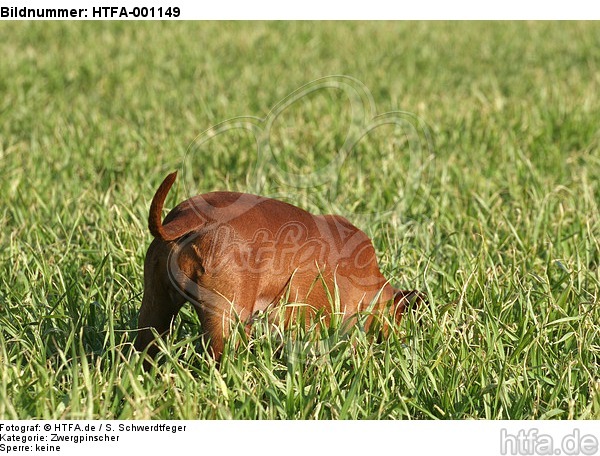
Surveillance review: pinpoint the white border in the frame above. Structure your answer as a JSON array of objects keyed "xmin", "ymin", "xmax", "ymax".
[
  {"xmin": 0, "ymin": 421, "xmax": 599, "ymax": 456},
  {"xmin": 1, "ymin": 0, "xmax": 599, "ymax": 19}
]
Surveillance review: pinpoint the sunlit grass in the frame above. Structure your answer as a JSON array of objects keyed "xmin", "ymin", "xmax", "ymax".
[{"xmin": 0, "ymin": 21, "xmax": 598, "ymax": 419}]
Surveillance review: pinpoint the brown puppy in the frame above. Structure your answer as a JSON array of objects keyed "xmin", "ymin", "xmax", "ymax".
[{"xmin": 135, "ymin": 171, "xmax": 420, "ymax": 361}]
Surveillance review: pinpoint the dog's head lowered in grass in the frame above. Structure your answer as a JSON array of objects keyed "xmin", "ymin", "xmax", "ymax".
[{"xmin": 135, "ymin": 171, "xmax": 422, "ymax": 362}]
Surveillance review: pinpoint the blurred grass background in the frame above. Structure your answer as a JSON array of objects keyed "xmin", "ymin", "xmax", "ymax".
[{"xmin": 0, "ymin": 21, "xmax": 599, "ymax": 419}]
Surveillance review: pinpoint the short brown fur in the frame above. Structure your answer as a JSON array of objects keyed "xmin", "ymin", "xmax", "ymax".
[{"xmin": 135, "ymin": 171, "xmax": 421, "ymax": 362}]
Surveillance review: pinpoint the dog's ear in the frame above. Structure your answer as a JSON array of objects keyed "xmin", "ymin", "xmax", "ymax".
[{"xmin": 393, "ymin": 289, "xmax": 426, "ymax": 313}]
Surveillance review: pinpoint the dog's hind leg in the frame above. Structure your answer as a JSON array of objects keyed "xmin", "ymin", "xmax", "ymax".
[{"xmin": 135, "ymin": 243, "xmax": 185, "ymax": 359}]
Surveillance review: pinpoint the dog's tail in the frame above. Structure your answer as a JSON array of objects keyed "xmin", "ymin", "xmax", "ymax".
[{"xmin": 148, "ymin": 171, "xmax": 178, "ymax": 241}]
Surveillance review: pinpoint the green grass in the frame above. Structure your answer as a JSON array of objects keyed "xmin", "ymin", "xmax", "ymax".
[{"xmin": 1, "ymin": 21, "xmax": 599, "ymax": 419}]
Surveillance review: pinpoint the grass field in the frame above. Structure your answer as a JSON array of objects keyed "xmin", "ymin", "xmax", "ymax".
[{"xmin": 0, "ymin": 21, "xmax": 599, "ymax": 419}]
